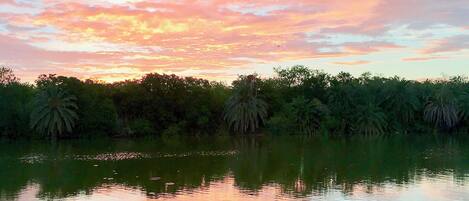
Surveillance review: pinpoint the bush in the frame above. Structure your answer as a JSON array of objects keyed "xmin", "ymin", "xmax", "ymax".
[
  {"xmin": 128, "ymin": 119, "xmax": 155, "ymax": 136},
  {"xmin": 0, "ymin": 83, "xmax": 35, "ymax": 138},
  {"xmin": 161, "ymin": 122, "xmax": 185, "ymax": 145},
  {"xmin": 265, "ymin": 114, "xmax": 296, "ymax": 135}
]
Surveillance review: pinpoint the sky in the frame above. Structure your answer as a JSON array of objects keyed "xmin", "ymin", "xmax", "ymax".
[{"xmin": 0, "ymin": 0, "xmax": 468, "ymax": 83}]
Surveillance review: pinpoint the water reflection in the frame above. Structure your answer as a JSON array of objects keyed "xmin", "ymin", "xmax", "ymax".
[{"xmin": 0, "ymin": 136, "xmax": 468, "ymax": 200}]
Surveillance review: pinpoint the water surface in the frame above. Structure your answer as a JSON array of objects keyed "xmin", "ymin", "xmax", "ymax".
[{"xmin": 1, "ymin": 135, "xmax": 469, "ymax": 200}]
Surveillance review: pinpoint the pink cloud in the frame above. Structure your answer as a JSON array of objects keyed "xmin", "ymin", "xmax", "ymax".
[
  {"xmin": 332, "ymin": 60, "xmax": 370, "ymax": 65},
  {"xmin": 0, "ymin": 35, "xmax": 123, "ymax": 63},
  {"xmin": 0, "ymin": 0, "xmax": 467, "ymax": 82},
  {"xmin": 0, "ymin": 0, "xmax": 15, "ymax": 4},
  {"xmin": 17, "ymin": 1, "xmax": 389, "ymax": 80},
  {"xmin": 324, "ymin": 0, "xmax": 469, "ymax": 35},
  {"xmin": 341, "ymin": 41, "xmax": 402, "ymax": 53},
  {"xmin": 421, "ymin": 35, "xmax": 469, "ymax": 54},
  {"xmin": 0, "ymin": 34, "xmax": 124, "ymax": 80},
  {"xmin": 402, "ymin": 56, "xmax": 450, "ymax": 61}
]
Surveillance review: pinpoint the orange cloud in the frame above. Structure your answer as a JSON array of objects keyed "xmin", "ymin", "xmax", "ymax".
[
  {"xmin": 24, "ymin": 1, "xmax": 385, "ymax": 73},
  {"xmin": 0, "ymin": 0, "xmax": 467, "ymax": 82}
]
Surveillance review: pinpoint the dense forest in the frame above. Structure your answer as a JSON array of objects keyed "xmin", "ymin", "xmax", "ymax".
[{"xmin": 1, "ymin": 65, "xmax": 468, "ymax": 139}]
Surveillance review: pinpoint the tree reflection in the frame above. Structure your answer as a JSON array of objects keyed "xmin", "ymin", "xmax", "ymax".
[{"xmin": 0, "ymin": 135, "xmax": 468, "ymax": 200}]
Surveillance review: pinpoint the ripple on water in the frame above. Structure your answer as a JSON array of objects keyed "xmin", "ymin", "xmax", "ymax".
[
  {"xmin": 153, "ymin": 150, "xmax": 239, "ymax": 158},
  {"xmin": 73, "ymin": 152, "xmax": 151, "ymax": 161},
  {"xmin": 19, "ymin": 154, "xmax": 47, "ymax": 164},
  {"xmin": 18, "ymin": 150, "xmax": 238, "ymax": 164}
]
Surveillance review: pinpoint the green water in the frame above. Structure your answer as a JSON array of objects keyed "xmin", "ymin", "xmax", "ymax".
[{"xmin": 0, "ymin": 135, "xmax": 469, "ymax": 201}]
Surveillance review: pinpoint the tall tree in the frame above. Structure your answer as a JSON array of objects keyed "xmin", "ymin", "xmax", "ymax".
[
  {"xmin": 30, "ymin": 86, "xmax": 78, "ymax": 138},
  {"xmin": 288, "ymin": 96, "xmax": 329, "ymax": 135},
  {"xmin": 224, "ymin": 75, "xmax": 268, "ymax": 134},
  {"xmin": 353, "ymin": 103, "xmax": 387, "ymax": 135},
  {"xmin": 424, "ymin": 87, "xmax": 459, "ymax": 129}
]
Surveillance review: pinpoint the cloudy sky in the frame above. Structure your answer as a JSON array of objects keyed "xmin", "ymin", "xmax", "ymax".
[{"xmin": 0, "ymin": 0, "xmax": 468, "ymax": 83}]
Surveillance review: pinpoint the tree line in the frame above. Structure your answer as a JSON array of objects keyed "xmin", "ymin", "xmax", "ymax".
[{"xmin": 1, "ymin": 65, "xmax": 468, "ymax": 139}]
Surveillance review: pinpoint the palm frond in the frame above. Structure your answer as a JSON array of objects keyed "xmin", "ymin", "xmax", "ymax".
[{"xmin": 30, "ymin": 86, "xmax": 79, "ymax": 138}]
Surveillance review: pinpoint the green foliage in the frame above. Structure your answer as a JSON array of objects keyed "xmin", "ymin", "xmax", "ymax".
[
  {"xmin": 458, "ymin": 92, "xmax": 469, "ymax": 121},
  {"xmin": 353, "ymin": 103, "xmax": 387, "ymax": 135},
  {"xmin": 162, "ymin": 123, "xmax": 184, "ymax": 136},
  {"xmin": 161, "ymin": 123, "xmax": 185, "ymax": 146},
  {"xmin": 128, "ymin": 119, "xmax": 155, "ymax": 136},
  {"xmin": 2, "ymin": 66, "xmax": 469, "ymax": 139},
  {"xmin": 30, "ymin": 86, "xmax": 78, "ymax": 138},
  {"xmin": 224, "ymin": 75, "xmax": 268, "ymax": 134},
  {"xmin": 0, "ymin": 67, "xmax": 34, "ymax": 137},
  {"xmin": 0, "ymin": 83, "xmax": 35, "ymax": 137},
  {"xmin": 326, "ymin": 72, "xmax": 360, "ymax": 134},
  {"xmin": 266, "ymin": 96, "xmax": 329, "ymax": 135},
  {"xmin": 266, "ymin": 67, "xmax": 469, "ymax": 136},
  {"xmin": 424, "ymin": 87, "xmax": 460, "ymax": 129},
  {"xmin": 275, "ymin": 65, "xmax": 329, "ymax": 101},
  {"xmin": 112, "ymin": 73, "xmax": 228, "ymax": 135},
  {"xmin": 288, "ymin": 96, "xmax": 329, "ymax": 135},
  {"xmin": 35, "ymin": 75, "xmax": 119, "ymax": 137},
  {"xmin": 266, "ymin": 114, "xmax": 294, "ymax": 135},
  {"xmin": 380, "ymin": 79, "xmax": 420, "ymax": 132}
]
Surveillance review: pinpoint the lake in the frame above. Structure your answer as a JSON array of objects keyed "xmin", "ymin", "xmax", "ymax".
[{"xmin": 0, "ymin": 135, "xmax": 468, "ymax": 201}]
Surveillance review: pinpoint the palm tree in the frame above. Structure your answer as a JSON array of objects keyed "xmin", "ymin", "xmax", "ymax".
[
  {"xmin": 30, "ymin": 86, "xmax": 78, "ymax": 138},
  {"xmin": 354, "ymin": 103, "xmax": 387, "ymax": 135},
  {"xmin": 289, "ymin": 96, "xmax": 329, "ymax": 135},
  {"xmin": 457, "ymin": 92, "xmax": 469, "ymax": 121},
  {"xmin": 423, "ymin": 87, "xmax": 459, "ymax": 129},
  {"xmin": 380, "ymin": 80, "xmax": 421, "ymax": 132},
  {"xmin": 224, "ymin": 75, "xmax": 268, "ymax": 134}
]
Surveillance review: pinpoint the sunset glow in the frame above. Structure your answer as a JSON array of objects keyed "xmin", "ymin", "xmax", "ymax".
[{"xmin": 0, "ymin": 0, "xmax": 468, "ymax": 82}]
